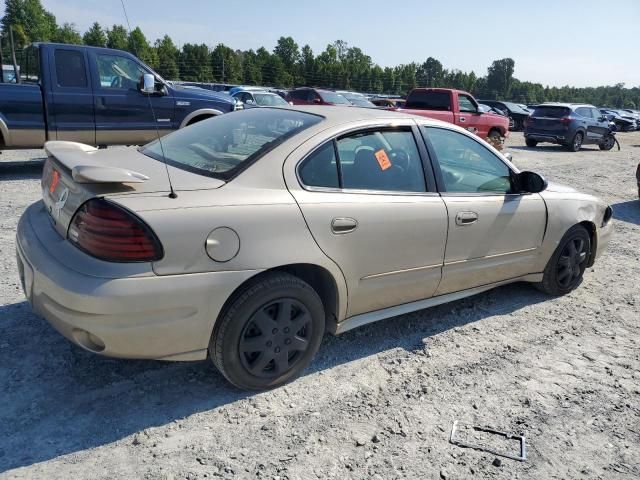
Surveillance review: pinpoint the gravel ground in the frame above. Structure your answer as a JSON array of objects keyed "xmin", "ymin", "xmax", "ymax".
[{"xmin": 0, "ymin": 133, "xmax": 638, "ymax": 480}]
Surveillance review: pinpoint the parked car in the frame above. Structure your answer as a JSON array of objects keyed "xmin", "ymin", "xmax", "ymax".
[
  {"xmin": 479, "ymin": 103, "xmax": 508, "ymax": 116},
  {"xmin": 401, "ymin": 88, "xmax": 509, "ymax": 141},
  {"xmin": 600, "ymin": 109, "xmax": 637, "ymax": 132},
  {"xmin": 232, "ymin": 89, "xmax": 290, "ymax": 107},
  {"xmin": 477, "ymin": 100, "xmax": 531, "ymax": 131},
  {"xmin": 16, "ymin": 106, "xmax": 613, "ymax": 390},
  {"xmin": 636, "ymin": 162, "xmax": 640, "ymax": 198},
  {"xmin": 0, "ymin": 43, "xmax": 238, "ymax": 150},
  {"xmin": 286, "ymin": 87, "xmax": 352, "ymax": 106},
  {"xmin": 334, "ymin": 90, "xmax": 376, "ymax": 107},
  {"xmin": 370, "ymin": 97, "xmax": 406, "ymax": 108},
  {"xmin": 525, "ymin": 104, "xmax": 614, "ymax": 151},
  {"xmin": 2, "ymin": 64, "xmax": 18, "ymax": 83},
  {"xmin": 613, "ymin": 109, "xmax": 640, "ymax": 130}
]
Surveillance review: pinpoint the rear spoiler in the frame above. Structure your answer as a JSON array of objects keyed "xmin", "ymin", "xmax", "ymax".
[{"xmin": 44, "ymin": 141, "xmax": 149, "ymax": 184}]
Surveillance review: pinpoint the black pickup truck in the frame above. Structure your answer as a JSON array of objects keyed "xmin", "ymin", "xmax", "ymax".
[{"xmin": 0, "ymin": 43, "xmax": 239, "ymax": 149}]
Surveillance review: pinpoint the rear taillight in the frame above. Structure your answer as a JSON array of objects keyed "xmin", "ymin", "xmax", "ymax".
[
  {"xmin": 68, "ymin": 198, "xmax": 163, "ymax": 262},
  {"xmin": 560, "ymin": 116, "xmax": 572, "ymax": 124},
  {"xmin": 525, "ymin": 116, "xmax": 534, "ymax": 126}
]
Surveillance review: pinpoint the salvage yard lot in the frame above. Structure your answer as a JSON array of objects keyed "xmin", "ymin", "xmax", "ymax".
[{"xmin": 0, "ymin": 133, "xmax": 638, "ymax": 480}]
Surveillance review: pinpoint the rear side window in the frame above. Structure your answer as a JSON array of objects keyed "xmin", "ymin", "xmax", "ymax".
[
  {"xmin": 54, "ymin": 50, "xmax": 87, "ymax": 88},
  {"xmin": 532, "ymin": 106, "xmax": 570, "ymax": 118},
  {"xmin": 575, "ymin": 107, "xmax": 592, "ymax": 118},
  {"xmin": 299, "ymin": 143, "xmax": 339, "ymax": 188},
  {"xmin": 405, "ymin": 91, "xmax": 451, "ymax": 111}
]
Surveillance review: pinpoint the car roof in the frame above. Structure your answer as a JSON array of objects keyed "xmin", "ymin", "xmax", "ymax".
[
  {"xmin": 537, "ymin": 102, "xmax": 595, "ymax": 109},
  {"xmin": 277, "ymin": 105, "xmax": 453, "ymax": 127}
]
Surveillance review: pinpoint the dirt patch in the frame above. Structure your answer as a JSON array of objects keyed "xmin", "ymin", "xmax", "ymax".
[{"xmin": 1, "ymin": 133, "xmax": 639, "ymax": 479}]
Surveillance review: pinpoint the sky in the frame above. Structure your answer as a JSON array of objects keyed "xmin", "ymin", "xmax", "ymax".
[{"xmin": 11, "ymin": 0, "xmax": 640, "ymax": 88}]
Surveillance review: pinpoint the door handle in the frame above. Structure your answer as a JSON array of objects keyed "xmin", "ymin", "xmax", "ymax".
[
  {"xmin": 331, "ymin": 217, "xmax": 358, "ymax": 234},
  {"xmin": 459, "ymin": 117, "xmax": 466, "ymax": 123},
  {"xmin": 455, "ymin": 211, "xmax": 478, "ymax": 226}
]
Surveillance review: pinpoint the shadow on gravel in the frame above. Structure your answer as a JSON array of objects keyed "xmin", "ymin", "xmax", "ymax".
[
  {"xmin": 612, "ymin": 199, "xmax": 640, "ymax": 226},
  {"xmin": 0, "ymin": 161, "xmax": 45, "ymax": 180},
  {"xmin": 508, "ymin": 145, "xmax": 601, "ymax": 152},
  {"xmin": 0, "ymin": 283, "xmax": 548, "ymax": 472}
]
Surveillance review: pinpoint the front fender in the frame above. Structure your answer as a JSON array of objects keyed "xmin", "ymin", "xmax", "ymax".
[{"xmin": 535, "ymin": 191, "xmax": 611, "ymax": 271}]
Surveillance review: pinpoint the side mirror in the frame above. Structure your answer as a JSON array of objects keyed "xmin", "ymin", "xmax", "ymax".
[
  {"xmin": 518, "ymin": 171, "xmax": 547, "ymax": 193},
  {"xmin": 140, "ymin": 73, "xmax": 155, "ymax": 94}
]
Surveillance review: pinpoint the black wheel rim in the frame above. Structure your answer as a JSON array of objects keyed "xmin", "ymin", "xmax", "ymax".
[
  {"xmin": 556, "ymin": 237, "xmax": 588, "ymax": 288},
  {"xmin": 574, "ymin": 134, "xmax": 583, "ymax": 150},
  {"xmin": 604, "ymin": 136, "xmax": 615, "ymax": 149},
  {"xmin": 239, "ymin": 299, "xmax": 312, "ymax": 379}
]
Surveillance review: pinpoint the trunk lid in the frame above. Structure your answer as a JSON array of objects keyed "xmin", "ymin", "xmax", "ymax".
[{"xmin": 41, "ymin": 141, "xmax": 224, "ymax": 238}]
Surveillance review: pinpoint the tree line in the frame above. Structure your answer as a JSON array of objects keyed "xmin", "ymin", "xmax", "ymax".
[{"xmin": 2, "ymin": 0, "xmax": 639, "ymax": 108}]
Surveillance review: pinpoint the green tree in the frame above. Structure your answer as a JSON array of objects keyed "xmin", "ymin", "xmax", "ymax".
[
  {"xmin": 273, "ymin": 36, "xmax": 299, "ymax": 71},
  {"xmin": 83, "ymin": 22, "xmax": 106, "ymax": 47},
  {"xmin": 211, "ymin": 43, "xmax": 243, "ymax": 83},
  {"xmin": 1, "ymin": 0, "xmax": 57, "ymax": 43},
  {"xmin": 179, "ymin": 43, "xmax": 211, "ymax": 82},
  {"xmin": 106, "ymin": 25, "xmax": 128, "ymax": 50},
  {"xmin": 299, "ymin": 44, "xmax": 315, "ymax": 86},
  {"xmin": 128, "ymin": 27, "xmax": 156, "ymax": 66},
  {"xmin": 241, "ymin": 49, "xmax": 262, "ymax": 85},
  {"xmin": 486, "ymin": 58, "xmax": 515, "ymax": 99},
  {"xmin": 417, "ymin": 57, "xmax": 444, "ymax": 87},
  {"xmin": 52, "ymin": 22, "xmax": 82, "ymax": 44},
  {"xmin": 154, "ymin": 35, "xmax": 179, "ymax": 79}
]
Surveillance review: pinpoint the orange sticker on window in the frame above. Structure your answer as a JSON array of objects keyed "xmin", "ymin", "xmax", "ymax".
[
  {"xmin": 49, "ymin": 170, "xmax": 60, "ymax": 193},
  {"xmin": 375, "ymin": 149, "xmax": 392, "ymax": 171}
]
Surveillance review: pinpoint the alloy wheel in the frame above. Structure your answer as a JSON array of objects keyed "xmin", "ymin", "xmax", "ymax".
[
  {"xmin": 239, "ymin": 298, "xmax": 312, "ymax": 378},
  {"xmin": 556, "ymin": 237, "xmax": 588, "ymax": 288},
  {"xmin": 573, "ymin": 133, "xmax": 583, "ymax": 150}
]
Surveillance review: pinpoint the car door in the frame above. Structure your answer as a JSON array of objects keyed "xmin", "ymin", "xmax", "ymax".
[
  {"xmin": 89, "ymin": 51, "xmax": 175, "ymax": 145},
  {"xmin": 575, "ymin": 107, "xmax": 598, "ymax": 144},
  {"xmin": 589, "ymin": 107, "xmax": 610, "ymax": 140},
  {"xmin": 421, "ymin": 125, "xmax": 547, "ymax": 295},
  {"xmin": 47, "ymin": 46, "xmax": 95, "ymax": 145},
  {"xmin": 454, "ymin": 93, "xmax": 487, "ymax": 137},
  {"xmin": 285, "ymin": 122, "xmax": 448, "ymax": 317}
]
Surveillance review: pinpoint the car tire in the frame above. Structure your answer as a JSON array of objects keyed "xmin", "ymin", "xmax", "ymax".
[
  {"xmin": 565, "ymin": 132, "xmax": 583, "ymax": 152},
  {"xmin": 599, "ymin": 134, "xmax": 616, "ymax": 151},
  {"xmin": 536, "ymin": 225, "xmax": 591, "ymax": 296},
  {"xmin": 525, "ymin": 138, "xmax": 538, "ymax": 148},
  {"xmin": 209, "ymin": 272, "xmax": 325, "ymax": 390}
]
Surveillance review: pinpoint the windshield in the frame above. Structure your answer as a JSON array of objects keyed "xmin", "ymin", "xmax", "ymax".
[
  {"xmin": 318, "ymin": 91, "xmax": 352, "ymax": 105},
  {"xmin": 254, "ymin": 93, "xmax": 289, "ymax": 106},
  {"xmin": 141, "ymin": 109, "xmax": 322, "ymax": 179},
  {"xmin": 337, "ymin": 92, "xmax": 375, "ymax": 107}
]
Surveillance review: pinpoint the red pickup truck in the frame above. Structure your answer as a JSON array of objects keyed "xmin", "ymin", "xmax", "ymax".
[{"xmin": 400, "ymin": 88, "xmax": 509, "ymax": 141}]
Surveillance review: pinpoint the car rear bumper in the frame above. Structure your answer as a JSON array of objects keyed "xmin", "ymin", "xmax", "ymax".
[
  {"xmin": 524, "ymin": 132, "xmax": 567, "ymax": 144},
  {"xmin": 16, "ymin": 201, "xmax": 260, "ymax": 361}
]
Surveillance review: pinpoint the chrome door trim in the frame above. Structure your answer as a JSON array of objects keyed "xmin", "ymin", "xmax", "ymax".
[
  {"xmin": 360, "ymin": 262, "xmax": 442, "ymax": 281},
  {"xmin": 443, "ymin": 247, "xmax": 538, "ymax": 266}
]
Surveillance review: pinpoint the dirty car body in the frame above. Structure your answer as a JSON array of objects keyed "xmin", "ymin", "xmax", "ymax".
[{"xmin": 16, "ymin": 106, "xmax": 614, "ymax": 390}]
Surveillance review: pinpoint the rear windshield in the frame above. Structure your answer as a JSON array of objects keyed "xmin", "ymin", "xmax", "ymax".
[
  {"xmin": 405, "ymin": 91, "xmax": 451, "ymax": 110},
  {"xmin": 141, "ymin": 109, "xmax": 322, "ymax": 179},
  {"xmin": 532, "ymin": 106, "xmax": 570, "ymax": 118},
  {"xmin": 318, "ymin": 91, "xmax": 352, "ymax": 105},
  {"xmin": 254, "ymin": 93, "xmax": 288, "ymax": 106}
]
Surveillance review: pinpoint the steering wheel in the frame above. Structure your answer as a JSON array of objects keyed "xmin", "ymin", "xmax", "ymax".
[
  {"xmin": 390, "ymin": 150, "xmax": 410, "ymax": 171},
  {"xmin": 110, "ymin": 76, "xmax": 122, "ymax": 88}
]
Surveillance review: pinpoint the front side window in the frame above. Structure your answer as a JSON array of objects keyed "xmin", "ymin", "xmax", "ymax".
[
  {"xmin": 142, "ymin": 108, "xmax": 322, "ymax": 179},
  {"xmin": 424, "ymin": 127, "xmax": 513, "ymax": 194},
  {"xmin": 55, "ymin": 50, "xmax": 87, "ymax": 88},
  {"xmin": 458, "ymin": 94, "xmax": 478, "ymax": 113},
  {"xmin": 97, "ymin": 54, "xmax": 147, "ymax": 90}
]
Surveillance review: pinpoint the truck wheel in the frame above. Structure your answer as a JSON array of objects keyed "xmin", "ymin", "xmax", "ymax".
[
  {"xmin": 565, "ymin": 132, "xmax": 583, "ymax": 152},
  {"xmin": 209, "ymin": 272, "xmax": 325, "ymax": 390},
  {"xmin": 508, "ymin": 117, "xmax": 515, "ymax": 130},
  {"xmin": 535, "ymin": 225, "xmax": 590, "ymax": 296},
  {"xmin": 525, "ymin": 139, "xmax": 538, "ymax": 148}
]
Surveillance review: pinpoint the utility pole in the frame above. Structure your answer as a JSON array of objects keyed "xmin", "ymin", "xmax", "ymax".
[{"xmin": 9, "ymin": 26, "xmax": 21, "ymax": 84}]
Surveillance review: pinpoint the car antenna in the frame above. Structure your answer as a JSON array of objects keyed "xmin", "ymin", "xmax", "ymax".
[{"xmin": 120, "ymin": 0, "xmax": 177, "ymax": 199}]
